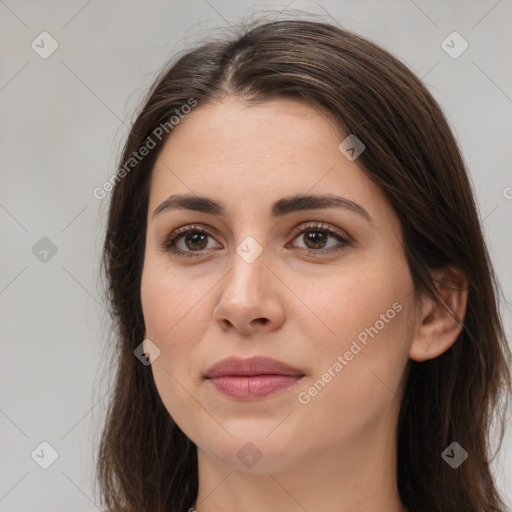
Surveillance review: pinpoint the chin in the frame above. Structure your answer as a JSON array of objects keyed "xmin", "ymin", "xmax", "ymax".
[{"xmin": 192, "ymin": 425, "xmax": 297, "ymax": 470}]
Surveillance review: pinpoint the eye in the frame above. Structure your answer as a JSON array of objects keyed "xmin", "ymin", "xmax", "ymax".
[
  {"xmin": 160, "ymin": 224, "xmax": 222, "ymax": 257},
  {"xmin": 287, "ymin": 222, "xmax": 352, "ymax": 255},
  {"xmin": 160, "ymin": 222, "xmax": 352, "ymax": 258}
]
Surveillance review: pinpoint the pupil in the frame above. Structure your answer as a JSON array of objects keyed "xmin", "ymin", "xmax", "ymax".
[
  {"xmin": 186, "ymin": 232, "xmax": 207, "ymax": 250},
  {"xmin": 183, "ymin": 230, "xmax": 328, "ymax": 251},
  {"xmin": 306, "ymin": 230, "xmax": 327, "ymax": 249}
]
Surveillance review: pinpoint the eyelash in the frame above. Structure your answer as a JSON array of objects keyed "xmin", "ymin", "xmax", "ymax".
[{"xmin": 159, "ymin": 222, "xmax": 352, "ymax": 258}]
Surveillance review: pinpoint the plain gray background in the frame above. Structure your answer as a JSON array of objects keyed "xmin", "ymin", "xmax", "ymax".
[{"xmin": 1, "ymin": 0, "xmax": 511, "ymax": 510}]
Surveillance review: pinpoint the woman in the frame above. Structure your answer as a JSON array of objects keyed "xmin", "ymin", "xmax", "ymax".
[{"xmin": 97, "ymin": 17, "xmax": 511, "ymax": 512}]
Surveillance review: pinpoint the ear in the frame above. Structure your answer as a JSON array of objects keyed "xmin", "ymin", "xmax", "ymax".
[{"xmin": 409, "ymin": 265, "xmax": 469, "ymax": 362}]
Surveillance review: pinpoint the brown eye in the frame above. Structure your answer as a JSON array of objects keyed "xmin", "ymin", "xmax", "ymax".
[
  {"xmin": 182, "ymin": 232, "xmax": 209, "ymax": 251},
  {"xmin": 302, "ymin": 229, "xmax": 329, "ymax": 249},
  {"xmin": 288, "ymin": 222, "xmax": 352, "ymax": 255},
  {"xmin": 160, "ymin": 222, "xmax": 351, "ymax": 258},
  {"xmin": 160, "ymin": 225, "xmax": 222, "ymax": 257}
]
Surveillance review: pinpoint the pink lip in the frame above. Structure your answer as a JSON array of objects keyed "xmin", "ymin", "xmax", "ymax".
[{"xmin": 204, "ymin": 356, "xmax": 305, "ymax": 400}]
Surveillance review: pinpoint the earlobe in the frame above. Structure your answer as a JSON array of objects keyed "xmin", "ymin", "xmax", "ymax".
[{"xmin": 409, "ymin": 265, "xmax": 469, "ymax": 362}]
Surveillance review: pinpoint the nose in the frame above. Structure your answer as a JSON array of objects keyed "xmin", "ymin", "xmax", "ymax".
[{"xmin": 213, "ymin": 250, "xmax": 286, "ymax": 336}]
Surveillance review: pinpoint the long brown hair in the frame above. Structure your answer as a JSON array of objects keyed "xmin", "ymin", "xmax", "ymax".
[{"xmin": 96, "ymin": 15, "xmax": 511, "ymax": 512}]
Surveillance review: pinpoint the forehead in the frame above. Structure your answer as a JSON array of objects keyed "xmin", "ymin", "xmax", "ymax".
[
  {"xmin": 157, "ymin": 96, "xmax": 344, "ymax": 165},
  {"xmin": 148, "ymin": 96, "xmax": 391, "ymax": 225}
]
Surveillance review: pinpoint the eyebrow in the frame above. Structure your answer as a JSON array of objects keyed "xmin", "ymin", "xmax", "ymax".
[{"xmin": 152, "ymin": 193, "xmax": 373, "ymax": 222}]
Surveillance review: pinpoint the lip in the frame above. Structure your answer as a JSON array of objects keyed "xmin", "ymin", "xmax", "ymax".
[{"xmin": 204, "ymin": 356, "xmax": 305, "ymax": 400}]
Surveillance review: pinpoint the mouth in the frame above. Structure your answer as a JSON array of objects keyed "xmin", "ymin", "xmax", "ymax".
[{"xmin": 204, "ymin": 356, "xmax": 306, "ymax": 400}]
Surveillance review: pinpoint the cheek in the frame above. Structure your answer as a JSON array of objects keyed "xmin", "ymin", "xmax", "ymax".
[
  {"xmin": 141, "ymin": 258, "xmax": 209, "ymax": 343},
  {"xmin": 140, "ymin": 266, "xmax": 207, "ymax": 434},
  {"xmin": 140, "ymin": 257, "xmax": 216, "ymax": 398},
  {"xmin": 290, "ymin": 258, "xmax": 409, "ymax": 348},
  {"xmin": 292, "ymin": 258, "xmax": 414, "ymax": 413}
]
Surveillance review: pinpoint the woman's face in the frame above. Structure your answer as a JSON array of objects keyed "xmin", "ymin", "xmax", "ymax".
[{"xmin": 141, "ymin": 96, "xmax": 420, "ymax": 473}]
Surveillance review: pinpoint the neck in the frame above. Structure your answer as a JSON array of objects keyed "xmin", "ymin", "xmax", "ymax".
[{"xmin": 190, "ymin": 413, "xmax": 407, "ymax": 512}]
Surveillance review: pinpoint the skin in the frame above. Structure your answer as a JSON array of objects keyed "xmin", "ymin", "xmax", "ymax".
[{"xmin": 140, "ymin": 96, "xmax": 467, "ymax": 512}]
